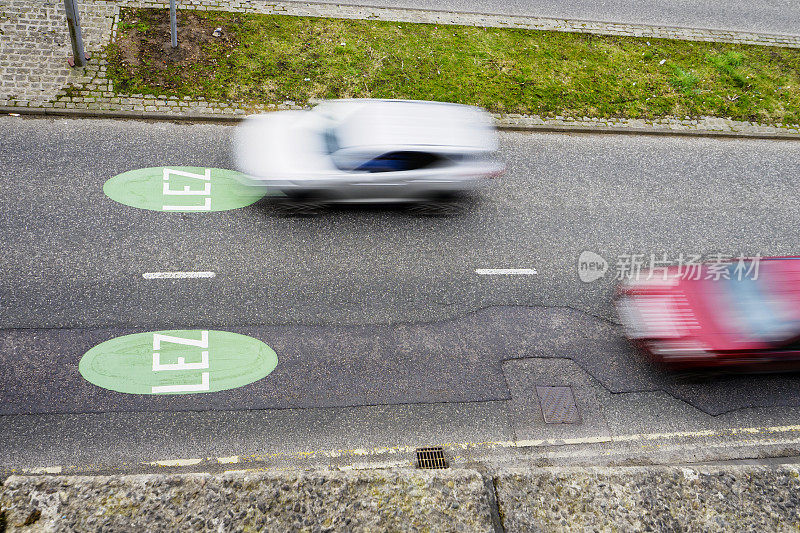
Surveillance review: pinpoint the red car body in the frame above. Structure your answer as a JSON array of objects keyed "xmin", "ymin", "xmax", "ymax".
[{"xmin": 615, "ymin": 257, "xmax": 800, "ymax": 372}]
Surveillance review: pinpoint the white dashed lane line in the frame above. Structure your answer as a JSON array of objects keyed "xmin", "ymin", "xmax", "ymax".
[
  {"xmin": 143, "ymin": 271, "xmax": 216, "ymax": 279},
  {"xmin": 475, "ymin": 268, "xmax": 538, "ymax": 275},
  {"xmin": 149, "ymin": 458, "xmax": 203, "ymax": 467}
]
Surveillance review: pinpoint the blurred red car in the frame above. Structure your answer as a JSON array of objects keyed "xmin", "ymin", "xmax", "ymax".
[{"xmin": 615, "ymin": 257, "xmax": 800, "ymax": 372}]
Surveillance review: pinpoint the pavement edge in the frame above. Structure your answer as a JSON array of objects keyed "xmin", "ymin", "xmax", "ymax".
[{"xmin": 4, "ymin": 106, "xmax": 800, "ymax": 141}]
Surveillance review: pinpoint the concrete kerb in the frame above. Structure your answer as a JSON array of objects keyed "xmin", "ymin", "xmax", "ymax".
[
  {"xmin": 3, "ymin": 464, "xmax": 800, "ymax": 531},
  {"xmin": 4, "ymin": 106, "xmax": 800, "ymax": 142}
]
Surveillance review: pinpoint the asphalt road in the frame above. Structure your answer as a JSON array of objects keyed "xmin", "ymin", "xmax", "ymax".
[
  {"xmin": 3, "ymin": 118, "xmax": 799, "ymax": 329},
  {"xmin": 3, "ymin": 116, "xmax": 800, "ymax": 470},
  {"xmin": 315, "ymin": 0, "xmax": 800, "ymax": 36}
]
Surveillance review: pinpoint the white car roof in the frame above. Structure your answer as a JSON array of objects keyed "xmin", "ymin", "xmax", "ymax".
[{"xmin": 317, "ymin": 100, "xmax": 497, "ymax": 153}]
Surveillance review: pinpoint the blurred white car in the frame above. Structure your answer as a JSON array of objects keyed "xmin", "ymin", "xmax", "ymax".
[{"xmin": 233, "ymin": 99, "xmax": 505, "ymax": 213}]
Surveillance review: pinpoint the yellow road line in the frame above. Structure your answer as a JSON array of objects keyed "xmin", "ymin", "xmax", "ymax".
[{"xmin": 15, "ymin": 423, "xmax": 800, "ymax": 475}]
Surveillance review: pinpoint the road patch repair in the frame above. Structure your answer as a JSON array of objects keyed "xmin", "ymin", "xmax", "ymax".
[
  {"xmin": 79, "ymin": 330, "xmax": 278, "ymax": 394},
  {"xmin": 103, "ymin": 166, "xmax": 266, "ymax": 212},
  {"xmin": 5, "ymin": 307, "xmax": 800, "ymax": 416},
  {"xmin": 2, "ymin": 464, "xmax": 800, "ymax": 531}
]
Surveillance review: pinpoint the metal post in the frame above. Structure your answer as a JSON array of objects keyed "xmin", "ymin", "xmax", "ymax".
[
  {"xmin": 63, "ymin": 0, "xmax": 87, "ymax": 67},
  {"xmin": 170, "ymin": 0, "xmax": 178, "ymax": 48}
]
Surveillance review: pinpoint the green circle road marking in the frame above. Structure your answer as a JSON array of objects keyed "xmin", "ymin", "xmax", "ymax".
[
  {"xmin": 79, "ymin": 330, "xmax": 278, "ymax": 395},
  {"xmin": 103, "ymin": 167, "xmax": 266, "ymax": 212}
]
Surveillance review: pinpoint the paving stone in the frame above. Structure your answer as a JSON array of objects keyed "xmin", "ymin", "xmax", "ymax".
[
  {"xmin": 1, "ymin": 470, "xmax": 497, "ymax": 532},
  {"xmin": 496, "ymin": 465, "xmax": 800, "ymax": 532}
]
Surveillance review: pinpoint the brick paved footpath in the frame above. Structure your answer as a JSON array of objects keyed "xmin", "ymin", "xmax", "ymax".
[{"xmin": 1, "ymin": 0, "xmax": 799, "ymax": 137}]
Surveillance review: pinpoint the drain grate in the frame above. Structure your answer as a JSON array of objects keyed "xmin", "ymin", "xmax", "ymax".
[
  {"xmin": 416, "ymin": 446, "xmax": 448, "ymax": 469},
  {"xmin": 536, "ymin": 386, "xmax": 581, "ymax": 424}
]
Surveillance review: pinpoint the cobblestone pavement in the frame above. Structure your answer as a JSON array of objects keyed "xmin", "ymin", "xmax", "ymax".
[
  {"xmin": 1, "ymin": 0, "xmax": 799, "ymax": 137},
  {"xmin": 0, "ymin": 0, "xmax": 115, "ymax": 107}
]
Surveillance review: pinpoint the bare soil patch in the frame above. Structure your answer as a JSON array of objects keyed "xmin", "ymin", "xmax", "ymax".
[{"xmin": 113, "ymin": 9, "xmax": 239, "ymax": 90}]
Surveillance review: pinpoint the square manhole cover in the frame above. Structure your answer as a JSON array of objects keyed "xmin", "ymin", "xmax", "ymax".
[{"xmin": 536, "ymin": 386, "xmax": 581, "ymax": 424}]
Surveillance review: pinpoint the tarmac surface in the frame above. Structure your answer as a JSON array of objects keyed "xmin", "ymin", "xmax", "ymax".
[{"xmin": 3, "ymin": 116, "xmax": 800, "ymax": 472}]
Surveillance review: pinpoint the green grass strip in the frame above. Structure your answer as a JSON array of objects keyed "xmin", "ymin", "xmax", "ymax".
[{"xmin": 106, "ymin": 8, "xmax": 800, "ymax": 124}]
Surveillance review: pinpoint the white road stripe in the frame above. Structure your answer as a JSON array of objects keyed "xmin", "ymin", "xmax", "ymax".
[
  {"xmin": 143, "ymin": 271, "xmax": 216, "ymax": 279},
  {"xmin": 24, "ymin": 466, "xmax": 62, "ymax": 474},
  {"xmin": 475, "ymin": 268, "xmax": 538, "ymax": 275},
  {"xmin": 150, "ymin": 458, "xmax": 203, "ymax": 467}
]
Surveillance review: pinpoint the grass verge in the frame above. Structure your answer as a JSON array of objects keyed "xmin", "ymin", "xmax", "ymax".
[{"xmin": 106, "ymin": 8, "xmax": 800, "ymax": 124}]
